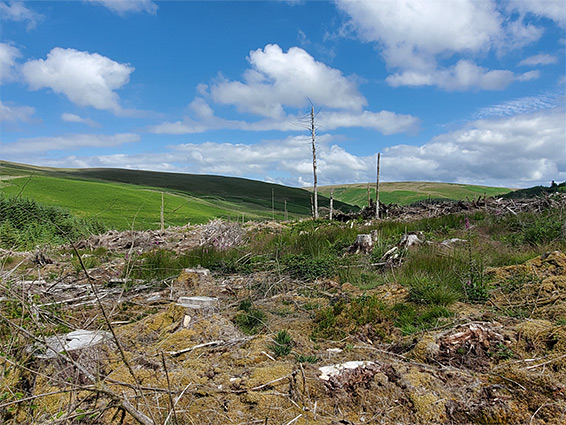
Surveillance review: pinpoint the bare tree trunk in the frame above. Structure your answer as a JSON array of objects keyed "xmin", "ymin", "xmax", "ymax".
[
  {"xmin": 310, "ymin": 195, "xmax": 314, "ymax": 218},
  {"xmin": 375, "ymin": 153, "xmax": 381, "ymax": 220},
  {"xmin": 311, "ymin": 106, "xmax": 319, "ymax": 220},
  {"xmin": 330, "ymin": 188, "xmax": 334, "ymax": 221},
  {"xmin": 161, "ymin": 192, "xmax": 164, "ymax": 232}
]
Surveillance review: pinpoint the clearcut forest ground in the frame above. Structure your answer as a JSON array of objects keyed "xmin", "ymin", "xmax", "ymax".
[{"xmin": 0, "ymin": 172, "xmax": 565, "ymax": 424}]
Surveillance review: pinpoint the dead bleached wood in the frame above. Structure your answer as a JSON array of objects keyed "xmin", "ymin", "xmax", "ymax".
[{"xmin": 166, "ymin": 336, "xmax": 253, "ymax": 357}]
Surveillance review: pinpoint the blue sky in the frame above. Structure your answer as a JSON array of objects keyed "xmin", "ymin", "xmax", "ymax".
[{"xmin": 1, "ymin": 0, "xmax": 565, "ymax": 188}]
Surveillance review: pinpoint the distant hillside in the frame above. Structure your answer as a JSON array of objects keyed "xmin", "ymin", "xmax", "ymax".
[
  {"xmin": 317, "ymin": 182, "xmax": 513, "ymax": 207},
  {"xmin": 0, "ymin": 161, "xmax": 356, "ymax": 230},
  {"xmin": 502, "ymin": 181, "xmax": 565, "ymax": 199}
]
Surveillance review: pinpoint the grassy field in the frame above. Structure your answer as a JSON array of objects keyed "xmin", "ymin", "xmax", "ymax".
[
  {"xmin": 318, "ymin": 181, "xmax": 513, "ymax": 207},
  {"xmin": 1, "ymin": 161, "xmax": 513, "ymax": 230},
  {"xmin": 0, "ymin": 161, "xmax": 355, "ymax": 230},
  {"xmin": 1, "ymin": 174, "xmax": 255, "ymax": 229}
]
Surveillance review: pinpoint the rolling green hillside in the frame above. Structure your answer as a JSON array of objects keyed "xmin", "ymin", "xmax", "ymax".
[
  {"xmin": 317, "ymin": 182, "xmax": 513, "ymax": 207},
  {"xmin": 0, "ymin": 161, "xmax": 355, "ymax": 230}
]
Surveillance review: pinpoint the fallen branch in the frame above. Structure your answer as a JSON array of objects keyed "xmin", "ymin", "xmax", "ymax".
[
  {"xmin": 166, "ymin": 340, "xmax": 224, "ymax": 357},
  {"xmin": 166, "ymin": 336, "xmax": 253, "ymax": 357},
  {"xmin": 524, "ymin": 354, "xmax": 566, "ymax": 370}
]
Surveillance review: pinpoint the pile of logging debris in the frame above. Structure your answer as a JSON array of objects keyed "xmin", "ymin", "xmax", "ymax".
[{"xmin": 335, "ymin": 193, "xmax": 566, "ymax": 222}]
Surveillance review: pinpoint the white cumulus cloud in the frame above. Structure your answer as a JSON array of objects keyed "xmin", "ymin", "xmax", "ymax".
[
  {"xmin": 336, "ymin": 0, "xmax": 501, "ymax": 70},
  {"xmin": 149, "ymin": 97, "xmax": 418, "ymax": 135},
  {"xmin": 86, "ymin": 0, "xmax": 158, "ymax": 16},
  {"xmin": 335, "ymin": 0, "xmax": 550, "ymax": 91},
  {"xmin": 316, "ymin": 110, "xmax": 419, "ymax": 134},
  {"xmin": 22, "ymin": 47, "xmax": 134, "ymax": 114},
  {"xmin": 2, "ymin": 133, "xmax": 139, "ymax": 155},
  {"xmin": 0, "ymin": 42, "xmax": 21, "ymax": 84},
  {"xmin": 61, "ymin": 113, "xmax": 100, "ymax": 127},
  {"xmin": 21, "ymin": 109, "xmax": 565, "ymax": 188},
  {"xmin": 509, "ymin": 0, "xmax": 566, "ymax": 29},
  {"xmin": 386, "ymin": 60, "xmax": 541, "ymax": 91},
  {"xmin": 382, "ymin": 109, "xmax": 566, "ymax": 186},
  {"xmin": 0, "ymin": 1, "xmax": 43, "ymax": 30},
  {"xmin": 0, "ymin": 100, "xmax": 35, "ymax": 122},
  {"xmin": 211, "ymin": 44, "xmax": 366, "ymax": 118},
  {"xmin": 387, "ymin": 60, "xmax": 517, "ymax": 91},
  {"xmin": 519, "ymin": 54, "xmax": 558, "ymax": 66}
]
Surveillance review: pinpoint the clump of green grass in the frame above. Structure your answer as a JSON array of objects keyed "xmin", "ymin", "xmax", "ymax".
[
  {"xmin": 487, "ymin": 208, "xmax": 565, "ymax": 247},
  {"xmin": 179, "ymin": 245, "xmax": 245, "ymax": 272},
  {"xmin": 393, "ymin": 303, "xmax": 454, "ymax": 336},
  {"xmin": 233, "ymin": 300, "xmax": 267, "ymax": 335},
  {"xmin": 407, "ymin": 274, "xmax": 460, "ymax": 306},
  {"xmin": 125, "ymin": 244, "xmax": 249, "ymax": 282},
  {"xmin": 296, "ymin": 354, "xmax": 318, "ymax": 364},
  {"xmin": 283, "ymin": 254, "xmax": 337, "ymax": 281},
  {"xmin": 269, "ymin": 330, "xmax": 294, "ymax": 357},
  {"xmin": 125, "ymin": 249, "xmax": 178, "ymax": 281},
  {"xmin": 396, "ymin": 246, "xmax": 469, "ymax": 303},
  {"xmin": 72, "ymin": 255, "xmax": 99, "ymax": 273}
]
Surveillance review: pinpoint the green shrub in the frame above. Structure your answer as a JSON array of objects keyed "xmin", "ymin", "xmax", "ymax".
[
  {"xmin": 347, "ymin": 294, "xmax": 388, "ymax": 326},
  {"xmin": 0, "ymin": 195, "xmax": 105, "ymax": 249}
]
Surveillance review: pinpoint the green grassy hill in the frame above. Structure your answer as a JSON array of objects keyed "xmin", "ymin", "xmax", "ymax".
[
  {"xmin": 0, "ymin": 161, "xmax": 355, "ymax": 230},
  {"xmin": 317, "ymin": 181, "xmax": 513, "ymax": 207},
  {"xmin": 1, "ymin": 161, "xmax": 515, "ymax": 231}
]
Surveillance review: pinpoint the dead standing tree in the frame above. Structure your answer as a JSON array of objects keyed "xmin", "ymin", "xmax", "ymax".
[
  {"xmin": 311, "ymin": 106, "xmax": 319, "ymax": 220},
  {"xmin": 375, "ymin": 153, "xmax": 381, "ymax": 219},
  {"xmin": 297, "ymin": 104, "xmax": 320, "ymax": 220}
]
